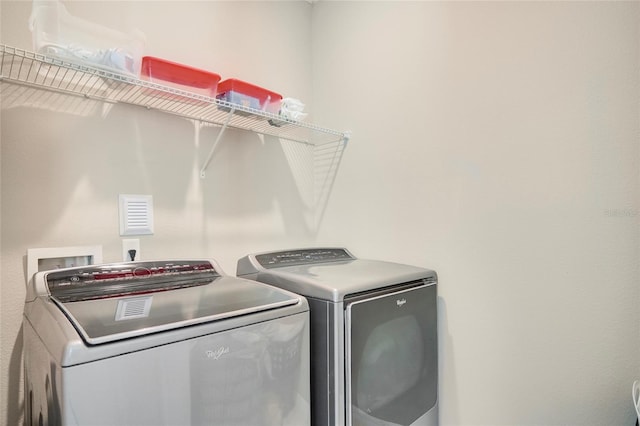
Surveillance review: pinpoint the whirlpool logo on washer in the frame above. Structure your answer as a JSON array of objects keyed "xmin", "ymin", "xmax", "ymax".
[
  {"xmin": 205, "ymin": 346, "xmax": 230, "ymax": 360},
  {"xmin": 396, "ymin": 298, "xmax": 407, "ymax": 307}
]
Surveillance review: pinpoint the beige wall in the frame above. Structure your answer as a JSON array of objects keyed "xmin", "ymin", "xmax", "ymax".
[
  {"xmin": 312, "ymin": 1, "xmax": 640, "ymax": 425},
  {"xmin": 1, "ymin": 1, "xmax": 639, "ymax": 425}
]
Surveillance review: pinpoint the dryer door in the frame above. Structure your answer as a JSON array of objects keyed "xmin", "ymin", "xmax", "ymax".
[{"xmin": 345, "ymin": 281, "xmax": 437, "ymax": 426}]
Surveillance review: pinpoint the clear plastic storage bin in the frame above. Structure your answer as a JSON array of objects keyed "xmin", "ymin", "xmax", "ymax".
[
  {"xmin": 29, "ymin": 0, "xmax": 144, "ymax": 76},
  {"xmin": 216, "ymin": 79, "xmax": 282, "ymax": 114},
  {"xmin": 141, "ymin": 56, "xmax": 221, "ymax": 97}
]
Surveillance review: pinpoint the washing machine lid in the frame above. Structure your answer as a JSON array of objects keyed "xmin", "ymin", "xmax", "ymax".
[
  {"xmin": 42, "ymin": 260, "xmax": 301, "ymax": 345},
  {"xmin": 237, "ymin": 248, "xmax": 436, "ymax": 302}
]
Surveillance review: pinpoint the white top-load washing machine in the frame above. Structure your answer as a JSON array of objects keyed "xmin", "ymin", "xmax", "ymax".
[
  {"xmin": 23, "ymin": 259, "xmax": 310, "ymax": 426},
  {"xmin": 237, "ymin": 248, "xmax": 438, "ymax": 426}
]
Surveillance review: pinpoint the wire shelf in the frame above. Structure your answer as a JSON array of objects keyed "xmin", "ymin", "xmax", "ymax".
[
  {"xmin": 0, "ymin": 44, "xmax": 349, "ymax": 146},
  {"xmin": 1, "ymin": 44, "xmax": 348, "ymax": 224}
]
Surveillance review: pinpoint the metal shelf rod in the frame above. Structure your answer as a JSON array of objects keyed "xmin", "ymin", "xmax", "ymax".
[{"xmin": 200, "ymin": 107, "xmax": 236, "ymax": 178}]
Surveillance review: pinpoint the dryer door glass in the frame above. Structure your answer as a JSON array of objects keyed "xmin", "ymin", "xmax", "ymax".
[{"xmin": 345, "ymin": 282, "xmax": 437, "ymax": 425}]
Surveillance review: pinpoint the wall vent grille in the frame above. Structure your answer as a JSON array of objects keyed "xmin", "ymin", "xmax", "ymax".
[{"xmin": 119, "ymin": 194, "xmax": 154, "ymax": 236}]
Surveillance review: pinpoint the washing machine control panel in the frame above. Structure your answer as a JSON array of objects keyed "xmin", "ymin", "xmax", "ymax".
[
  {"xmin": 255, "ymin": 248, "xmax": 354, "ymax": 268},
  {"xmin": 44, "ymin": 260, "xmax": 218, "ymax": 302}
]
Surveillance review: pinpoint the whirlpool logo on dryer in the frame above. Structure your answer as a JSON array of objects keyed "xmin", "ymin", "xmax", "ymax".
[
  {"xmin": 205, "ymin": 346, "xmax": 229, "ymax": 360},
  {"xmin": 396, "ymin": 298, "xmax": 407, "ymax": 307}
]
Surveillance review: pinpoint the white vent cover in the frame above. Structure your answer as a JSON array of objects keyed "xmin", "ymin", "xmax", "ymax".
[
  {"xmin": 115, "ymin": 296, "xmax": 153, "ymax": 321},
  {"xmin": 119, "ymin": 194, "xmax": 154, "ymax": 236}
]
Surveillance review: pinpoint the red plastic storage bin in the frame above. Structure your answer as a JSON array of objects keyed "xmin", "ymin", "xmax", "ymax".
[
  {"xmin": 141, "ymin": 56, "xmax": 221, "ymax": 97},
  {"xmin": 216, "ymin": 78, "xmax": 282, "ymax": 112}
]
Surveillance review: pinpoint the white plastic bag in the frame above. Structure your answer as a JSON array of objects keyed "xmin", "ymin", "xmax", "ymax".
[{"xmin": 280, "ymin": 97, "xmax": 308, "ymax": 121}]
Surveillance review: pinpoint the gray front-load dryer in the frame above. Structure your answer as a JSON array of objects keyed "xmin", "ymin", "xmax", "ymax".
[
  {"xmin": 237, "ymin": 248, "xmax": 438, "ymax": 426},
  {"xmin": 23, "ymin": 259, "xmax": 310, "ymax": 426}
]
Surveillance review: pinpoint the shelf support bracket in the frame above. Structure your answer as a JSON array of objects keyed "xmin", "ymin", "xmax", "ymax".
[
  {"xmin": 342, "ymin": 131, "xmax": 352, "ymax": 147},
  {"xmin": 199, "ymin": 107, "xmax": 235, "ymax": 178}
]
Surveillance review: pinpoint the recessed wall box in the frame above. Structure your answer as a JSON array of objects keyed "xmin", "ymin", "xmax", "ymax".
[{"xmin": 26, "ymin": 245, "xmax": 103, "ymax": 301}]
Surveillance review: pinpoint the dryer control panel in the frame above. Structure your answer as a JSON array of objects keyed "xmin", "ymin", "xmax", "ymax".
[{"xmin": 255, "ymin": 248, "xmax": 354, "ymax": 269}]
